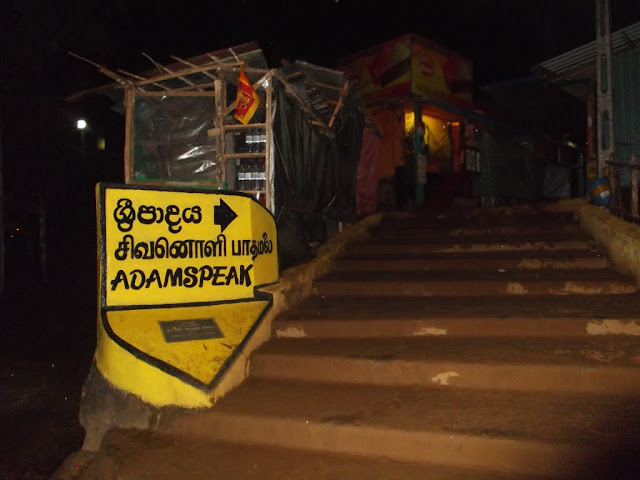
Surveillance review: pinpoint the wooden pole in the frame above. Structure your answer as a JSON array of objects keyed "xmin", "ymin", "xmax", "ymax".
[
  {"xmin": 170, "ymin": 55, "xmax": 218, "ymax": 81},
  {"xmin": 214, "ymin": 79, "xmax": 226, "ymax": 188},
  {"xmin": 68, "ymin": 51, "xmax": 131, "ymax": 86},
  {"xmin": 265, "ymin": 77, "xmax": 273, "ymax": 212},
  {"xmin": 328, "ymin": 80, "xmax": 349, "ymax": 129},
  {"xmin": 142, "ymin": 53, "xmax": 202, "ymax": 90},
  {"xmin": 123, "ymin": 87, "xmax": 135, "ymax": 183},
  {"xmin": 632, "ymin": 153, "xmax": 639, "ymax": 218},
  {"xmin": 117, "ymin": 69, "xmax": 170, "ymax": 91}
]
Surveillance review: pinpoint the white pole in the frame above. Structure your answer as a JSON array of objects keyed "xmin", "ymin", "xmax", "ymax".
[{"xmin": 595, "ymin": 0, "xmax": 615, "ymax": 178}]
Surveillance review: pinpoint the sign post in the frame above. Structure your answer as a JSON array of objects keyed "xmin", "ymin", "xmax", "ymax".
[{"xmin": 95, "ymin": 183, "xmax": 278, "ymax": 407}]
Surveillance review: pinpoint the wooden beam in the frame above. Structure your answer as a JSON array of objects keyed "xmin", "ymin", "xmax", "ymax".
[
  {"xmin": 207, "ymin": 53, "xmax": 242, "ymax": 67},
  {"xmin": 131, "ymin": 63, "xmax": 224, "ymax": 87},
  {"xmin": 118, "ymin": 69, "xmax": 150, "ymax": 82},
  {"xmin": 311, "ymin": 80, "xmax": 343, "ymax": 91},
  {"xmin": 223, "ymin": 152, "xmax": 266, "ymax": 159},
  {"xmin": 272, "ymin": 71, "xmax": 328, "ymax": 129},
  {"xmin": 129, "ymin": 180, "xmax": 221, "ymax": 188},
  {"xmin": 66, "ymin": 82, "xmax": 119, "ymax": 103},
  {"xmin": 207, "ymin": 55, "xmax": 224, "ymax": 67},
  {"xmin": 223, "ymin": 123, "xmax": 267, "ymax": 131},
  {"xmin": 165, "ymin": 81, "xmax": 216, "ymax": 93},
  {"xmin": 328, "ymin": 80, "xmax": 349, "ymax": 129},
  {"xmin": 135, "ymin": 90, "xmax": 215, "ymax": 97},
  {"xmin": 170, "ymin": 55, "xmax": 218, "ymax": 81},
  {"xmin": 285, "ymin": 70, "xmax": 304, "ymax": 79},
  {"xmin": 143, "ymin": 52, "xmax": 202, "ymax": 90},
  {"xmin": 68, "ymin": 51, "xmax": 134, "ymax": 89}
]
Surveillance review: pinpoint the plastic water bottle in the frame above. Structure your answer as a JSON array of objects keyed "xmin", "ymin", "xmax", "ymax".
[
  {"xmin": 236, "ymin": 160, "xmax": 245, "ymax": 190},
  {"xmin": 258, "ymin": 161, "xmax": 266, "ymax": 190}
]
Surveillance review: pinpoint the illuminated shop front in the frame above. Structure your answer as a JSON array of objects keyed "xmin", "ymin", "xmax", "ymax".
[{"xmin": 339, "ymin": 34, "xmax": 478, "ymax": 208}]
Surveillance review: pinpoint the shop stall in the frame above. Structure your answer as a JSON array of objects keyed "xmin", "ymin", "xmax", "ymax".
[
  {"xmin": 338, "ymin": 34, "xmax": 476, "ymax": 208},
  {"xmin": 69, "ymin": 42, "xmax": 375, "ymax": 265}
]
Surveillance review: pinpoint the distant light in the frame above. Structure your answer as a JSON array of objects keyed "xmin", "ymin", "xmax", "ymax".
[
  {"xmin": 77, "ymin": 119, "xmax": 87, "ymax": 130},
  {"xmin": 97, "ymin": 137, "xmax": 106, "ymax": 150}
]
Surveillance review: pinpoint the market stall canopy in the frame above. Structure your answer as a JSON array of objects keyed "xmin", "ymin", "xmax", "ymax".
[
  {"xmin": 67, "ymin": 42, "xmax": 268, "ymax": 102},
  {"xmin": 280, "ymin": 61, "xmax": 380, "ymax": 136},
  {"xmin": 68, "ymin": 42, "xmax": 377, "ymax": 137},
  {"xmin": 534, "ymin": 21, "xmax": 640, "ymax": 100}
]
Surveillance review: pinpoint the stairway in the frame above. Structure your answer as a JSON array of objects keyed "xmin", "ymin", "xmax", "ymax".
[{"xmin": 95, "ymin": 207, "xmax": 640, "ymax": 480}]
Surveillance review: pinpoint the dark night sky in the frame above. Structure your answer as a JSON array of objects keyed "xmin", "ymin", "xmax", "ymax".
[
  {"xmin": 4, "ymin": 0, "xmax": 640, "ymax": 96},
  {"xmin": 2, "ymin": 0, "xmax": 640, "ymax": 218}
]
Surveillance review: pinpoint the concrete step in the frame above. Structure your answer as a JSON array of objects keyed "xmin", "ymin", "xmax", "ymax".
[
  {"xmin": 274, "ymin": 294, "xmax": 640, "ymax": 339},
  {"xmin": 159, "ymin": 379, "xmax": 640, "ymax": 478},
  {"xmin": 370, "ymin": 229, "xmax": 587, "ymax": 244},
  {"xmin": 251, "ymin": 337, "xmax": 640, "ymax": 393},
  {"xmin": 380, "ymin": 211, "xmax": 576, "ymax": 229},
  {"xmin": 97, "ymin": 428, "xmax": 543, "ymax": 480},
  {"xmin": 336, "ymin": 250, "xmax": 608, "ymax": 271},
  {"xmin": 314, "ymin": 269, "xmax": 637, "ymax": 296},
  {"xmin": 372, "ymin": 223, "xmax": 581, "ymax": 239},
  {"xmin": 282, "ymin": 293, "xmax": 640, "ymax": 322},
  {"xmin": 352, "ymin": 239, "xmax": 595, "ymax": 255}
]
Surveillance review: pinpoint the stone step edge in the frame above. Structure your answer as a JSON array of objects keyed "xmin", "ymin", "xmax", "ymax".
[
  {"xmin": 92, "ymin": 429, "xmax": 547, "ymax": 480},
  {"xmin": 353, "ymin": 240, "xmax": 593, "ymax": 253},
  {"xmin": 164, "ymin": 413, "xmax": 587, "ymax": 478},
  {"xmin": 251, "ymin": 354, "xmax": 640, "ymax": 394},
  {"xmin": 273, "ymin": 317, "xmax": 640, "ymax": 338},
  {"xmin": 314, "ymin": 280, "xmax": 638, "ymax": 296},
  {"xmin": 373, "ymin": 226, "xmax": 581, "ymax": 236},
  {"xmin": 334, "ymin": 258, "xmax": 608, "ymax": 271}
]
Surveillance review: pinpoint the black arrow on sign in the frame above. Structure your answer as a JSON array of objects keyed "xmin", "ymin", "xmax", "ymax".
[{"xmin": 214, "ymin": 199, "xmax": 238, "ymax": 232}]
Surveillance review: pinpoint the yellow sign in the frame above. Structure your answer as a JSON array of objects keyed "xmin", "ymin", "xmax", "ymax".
[
  {"xmin": 342, "ymin": 36, "xmax": 412, "ymax": 103},
  {"xmin": 100, "ymin": 184, "xmax": 278, "ymax": 307},
  {"xmin": 411, "ymin": 42, "xmax": 473, "ymax": 103},
  {"xmin": 95, "ymin": 184, "xmax": 279, "ymax": 407}
]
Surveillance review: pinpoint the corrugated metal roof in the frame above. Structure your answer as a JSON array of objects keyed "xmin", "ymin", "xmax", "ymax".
[{"xmin": 536, "ymin": 21, "xmax": 640, "ymax": 79}]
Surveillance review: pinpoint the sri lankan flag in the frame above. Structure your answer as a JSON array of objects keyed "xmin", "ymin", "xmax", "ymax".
[{"xmin": 234, "ymin": 70, "xmax": 260, "ymax": 125}]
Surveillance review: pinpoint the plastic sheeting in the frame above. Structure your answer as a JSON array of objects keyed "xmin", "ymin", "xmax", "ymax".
[
  {"xmin": 374, "ymin": 110, "xmax": 404, "ymax": 178},
  {"xmin": 356, "ymin": 128, "xmax": 381, "ymax": 216},
  {"xmin": 543, "ymin": 165, "xmax": 571, "ymax": 198},
  {"xmin": 423, "ymin": 116, "xmax": 452, "ymax": 173},
  {"xmin": 132, "ymin": 96, "xmax": 218, "ymax": 182},
  {"xmin": 472, "ymin": 132, "xmax": 543, "ymax": 201},
  {"xmin": 273, "ymin": 83, "xmax": 364, "ymax": 268}
]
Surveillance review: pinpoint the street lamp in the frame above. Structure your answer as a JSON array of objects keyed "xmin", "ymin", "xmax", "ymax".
[{"xmin": 77, "ymin": 119, "xmax": 87, "ymax": 157}]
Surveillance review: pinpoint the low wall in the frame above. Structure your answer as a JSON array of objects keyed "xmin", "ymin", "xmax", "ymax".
[{"xmin": 576, "ymin": 204, "xmax": 640, "ymax": 286}]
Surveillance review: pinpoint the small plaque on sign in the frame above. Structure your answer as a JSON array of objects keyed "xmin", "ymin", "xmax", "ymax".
[{"xmin": 159, "ymin": 318, "xmax": 224, "ymax": 343}]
